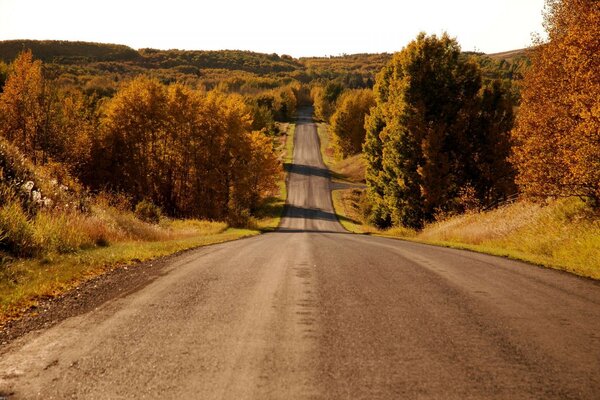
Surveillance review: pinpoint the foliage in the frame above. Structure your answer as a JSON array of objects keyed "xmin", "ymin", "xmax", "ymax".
[
  {"xmin": 511, "ymin": 0, "xmax": 600, "ymax": 206},
  {"xmin": 0, "ymin": 40, "xmax": 140, "ymax": 64},
  {"xmin": 135, "ymin": 200, "xmax": 162, "ymax": 224},
  {"xmin": 95, "ymin": 77, "xmax": 281, "ymax": 220},
  {"xmin": 0, "ymin": 50, "xmax": 49, "ymax": 164},
  {"xmin": 311, "ymin": 81, "xmax": 344, "ymax": 122},
  {"xmin": 330, "ymin": 89, "xmax": 375, "ymax": 158},
  {"xmin": 364, "ymin": 33, "xmax": 515, "ymax": 229},
  {"xmin": 0, "ymin": 51, "xmax": 95, "ymax": 171},
  {"xmin": 0, "ymin": 61, "xmax": 7, "ymax": 92}
]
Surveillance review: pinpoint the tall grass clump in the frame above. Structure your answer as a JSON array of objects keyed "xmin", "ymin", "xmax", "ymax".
[{"xmin": 0, "ymin": 201, "xmax": 40, "ymax": 257}]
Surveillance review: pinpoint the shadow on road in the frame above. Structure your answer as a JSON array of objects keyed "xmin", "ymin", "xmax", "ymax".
[
  {"xmin": 284, "ymin": 163, "xmax": 331, "ymax": 179},
  {"xmin": 283, "ymin": 205, "xmax": 337, "ymax": 221}
]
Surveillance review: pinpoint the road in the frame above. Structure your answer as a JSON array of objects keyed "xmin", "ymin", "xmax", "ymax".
[{"xmin": 1, "ymin": 109, "xmax": 599, "ymax": 399}]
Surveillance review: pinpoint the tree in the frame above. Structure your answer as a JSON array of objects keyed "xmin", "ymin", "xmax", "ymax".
[
  {"xmin": 0, "ymin": 61, "xmax": 8, "ymax": 92},
  {"xmin": 0, "ymin": 50, "xmax": 55, "ymax": 164},
  {"xmin": 96, "ymin": 77, "xmax": 281, "ymax": 221},
  {"xmin": 330, "ymin": 89, "xmax": 375, "ymax": 158},
  {"xmin": 311, "ymin": 81, "xmax": 344, "ymax": 122},
  {"xmin": 511, "ymin": 0, "xmax": 600, "ymax": 205},
  {"xmin": 364, "ymin": 33, "xmax": 515, "ymax": 229},
  {"xmin": 98, "ymin": 76, "xmax": 169, "ymax": 202}
]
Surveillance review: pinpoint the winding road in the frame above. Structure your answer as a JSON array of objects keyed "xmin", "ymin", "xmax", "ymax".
[{"xmin": 1, "ymin": 109, "xmax": 599, "ymax": 399}]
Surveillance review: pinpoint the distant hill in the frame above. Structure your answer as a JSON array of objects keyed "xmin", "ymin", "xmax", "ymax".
[
  {"xmin": 0, "ymin": 40, "xmax": 141, "ymax": 63},
  {"xmin": 0, "ymin": 40, "xmax": 530, "ymax": 97},
  {"xmin": 487, "ymin": 48, "xmax": 530, "ymax": 62},
  {"xmin": 0, "ymin": 40, "xmax": 303, "ymax": 75}
]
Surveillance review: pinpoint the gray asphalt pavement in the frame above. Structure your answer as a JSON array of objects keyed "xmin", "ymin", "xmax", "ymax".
[{"xmin": 1, "ymin": 109, "xmax": 599, "ymax": 399}]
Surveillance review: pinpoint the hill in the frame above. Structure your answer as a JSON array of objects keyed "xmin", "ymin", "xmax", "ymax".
[
  {"xmin": 0, "ymin": 40, "xmax": 140, "ymax": 63},
  {"xmin": 487, "ymin": 48, "xmax": 529, "ymax": 62}
]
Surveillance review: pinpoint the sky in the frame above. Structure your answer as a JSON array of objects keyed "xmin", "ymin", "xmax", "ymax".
[{"xmin": 0, "ymin": 0, "xmax": 546, "ymax": 57}]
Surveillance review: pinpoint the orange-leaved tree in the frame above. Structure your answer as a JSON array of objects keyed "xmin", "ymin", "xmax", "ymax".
[
  {"xmin": 0, "ymin": 50, "xmax": 49, "ymax": 164},
  {"xmin": 511, "ymin": 0, "xmax": 600, "ymax": 205}
]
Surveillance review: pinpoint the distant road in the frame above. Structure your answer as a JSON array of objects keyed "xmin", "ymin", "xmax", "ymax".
[{"xmin": 1, "ymin": 108, "xmax": 599, "ymax": 399}]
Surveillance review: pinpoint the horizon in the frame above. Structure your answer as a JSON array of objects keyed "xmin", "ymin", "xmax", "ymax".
[
  {"xmin": 0, "ymin": 37, "xmax": 530, "ymax": 58},
  {"xmin": 0, "ymin": 0, "xmax": 546, "ymax": 58}
]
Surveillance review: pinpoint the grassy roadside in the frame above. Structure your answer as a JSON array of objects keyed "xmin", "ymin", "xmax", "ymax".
[
  {"xmin": 253, "ymin": 122, "xmax": 295, "ymax": 232},
  {"xmin": 318, "ymin": 119, "xmax": 600, "ymax": 280},
  {"xmin": 332, "ymin": 189, "xmax": 600, "ymax": 279},
  {"xmin": 0, "ymin": 123, "xmax": 296, "ymax": 324},
  {"xmin": 331, "ymin": 186, "xmax": 600, "ymax": 280},
  {"xmin": 0, "ymin": 222, "xmax": 258, "ymax": 324}
]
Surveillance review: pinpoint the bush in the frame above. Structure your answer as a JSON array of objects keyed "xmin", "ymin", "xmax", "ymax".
[
  {"xmin": 134, "ymin": 200, "xmax": 161, "ymax": 224},
  {"xmin": 0, "ymin": 201, "xmax": 41, "ymax": 257}
]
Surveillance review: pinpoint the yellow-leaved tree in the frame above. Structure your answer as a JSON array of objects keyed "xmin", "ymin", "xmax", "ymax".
[
  {"xmin": 0, "ymin": 50, "xmax": 48, "ymax": 164},
  {"xmin": 330, "ymin": 89, "xmax": 375, "ymax": 158}
]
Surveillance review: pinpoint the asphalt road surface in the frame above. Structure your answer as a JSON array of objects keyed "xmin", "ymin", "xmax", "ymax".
[{"xmin": 1, "ymin": 109, "xmax": 599, "ymax": 399}]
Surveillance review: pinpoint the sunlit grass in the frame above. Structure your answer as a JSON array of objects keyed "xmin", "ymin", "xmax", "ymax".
[
  {"xmin": 316, "ymin": 122, "xmax": 365, "ymax": 183},
  {"xmin": 417, "ymin": 198, "xmax": 600, "ymax": 279},
  {"xmin": 331, "ymin": 186, "xmax": 600, "ymax": 280},
  {"xmin": 0, "ymin": 227, "xmax": 257, "ymax": 323}
]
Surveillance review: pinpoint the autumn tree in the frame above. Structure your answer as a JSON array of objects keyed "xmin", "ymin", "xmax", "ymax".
[
  {"xmin": 0, "ymin": 50, "xmax": 54, "ymax": 164},
  {"xmin": 364, "ymin": 33, "xmax": 515, "ymax": 229},
  {"xmin": 95, "ymin": 77, "xmax": 280, "ymax": 221},
  {"xmin": 0, "ymin": 61, "xmax": 8, "ymax": 92},
  {"xmin": 511, "ymin": 0, "xmax": 600, "ymax": 205},
  {"xmin": 96, "ymin": 76, "xmax": 169, "ymax": 203},
  {"xmin": 311, "ymin": 81, "xmax": 344, "ymax": 122},
  {"xmin": 330, "ymin": 89, "xmax": 375, "ymax": 157}
]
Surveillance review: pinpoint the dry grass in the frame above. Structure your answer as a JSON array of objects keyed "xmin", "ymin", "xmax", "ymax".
[
  {"xmin": 0, "ymin": 194, "xmax": 258, "ymax": 323},
  {"xmin": 418, "ymin": 198, "xmax": 600, "ymax": 278},
  {"xmin": 0, "ymin": 227, "xmax": 257, "ymax": 323},
  {"xmin": 331, "ymin": 187, "xmax": 600, "ymax": 279}
]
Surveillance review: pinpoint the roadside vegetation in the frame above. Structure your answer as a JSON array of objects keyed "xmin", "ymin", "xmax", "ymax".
[
  {"xmin": 323, "ymin": 0, "xmax": 599, "ymax": 280},
  {"xmin": 0, "ymin": 49, "xmax": 300, "ymax": 323},
  {"xmin": 0, "ymin": 0, "xmax": 595, "ymax": 321}
]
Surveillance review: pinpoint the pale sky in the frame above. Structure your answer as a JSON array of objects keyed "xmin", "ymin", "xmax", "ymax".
[{"xmin": 0, "ymin": 0, "xmax": 546, "ymax": 57}]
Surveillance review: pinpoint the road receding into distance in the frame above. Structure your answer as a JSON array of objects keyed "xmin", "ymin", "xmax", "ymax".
[{"xmin": 1, "ymin": 109, "xmax": 599, "ymax": 399}]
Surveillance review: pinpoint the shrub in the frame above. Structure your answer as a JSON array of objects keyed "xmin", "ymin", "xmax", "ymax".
[
  {"xmin": 134, "ymin": 200, "xmax": 162, "ymax": 224},
  {"xmin": 0, "ymin": 201, "xmax": 41, "ymax": 257}
]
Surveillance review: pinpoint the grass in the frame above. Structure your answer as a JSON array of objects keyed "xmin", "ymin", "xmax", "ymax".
[
  {"xmin": 416, "ymin": 198, "xmax": 600, "ymax": 279},
  {"xmin": 252, "ymin": 122, "xmax": 295, "ymax": 232},
  {"xmin": 0, "ymin": 225, "xmax": 257, "ymax": 323},
  {"xmin": 331, "ymin": 186, "xmax": 600, "ymax": 280}
]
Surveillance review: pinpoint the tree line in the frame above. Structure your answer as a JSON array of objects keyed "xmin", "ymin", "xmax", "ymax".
[
  {"xmin": 320, "ymin": 0, "xmax": 598, "ymax": 229},
  {"xmin": 0, "ymin": 51, "xmax": 282, "ymax": 223}
]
